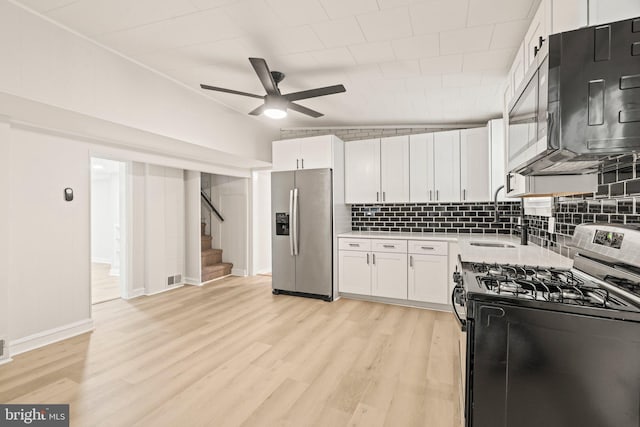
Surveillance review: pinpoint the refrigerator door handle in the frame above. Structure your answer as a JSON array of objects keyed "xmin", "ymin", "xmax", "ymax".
[
  {"xmin": 289, "ymin": 189, "xmax": 295, "ymax": 256},
  {"xmin": 292, "ymin": 187, "xmax": 299, "ymax": 256}
]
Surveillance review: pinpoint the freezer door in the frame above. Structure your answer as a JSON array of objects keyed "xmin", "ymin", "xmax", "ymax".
[
  {"xmin": 271, "ymin": 171, "xmax": 296, "ymax": 292},
  {"xmin": 294, "ymin": 169, "xmax": 333, "ymax": 297}
]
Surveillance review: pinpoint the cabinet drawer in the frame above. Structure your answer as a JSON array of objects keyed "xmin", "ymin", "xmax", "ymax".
[
  {"xmin": 371, "ymin": 239, "xmax": 407, "ymax": 253},
  {"xmin": 408, "ymin": 240, "xmax": 448, "ymax": 255},
  {"xmin": 339, "ymin": 238, "xmax": 371, "ymax": 251}
]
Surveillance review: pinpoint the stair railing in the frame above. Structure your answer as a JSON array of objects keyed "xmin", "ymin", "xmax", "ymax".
[{"xmin": 201, "ymin": 191, "xmax": 224, "ymax": 222}]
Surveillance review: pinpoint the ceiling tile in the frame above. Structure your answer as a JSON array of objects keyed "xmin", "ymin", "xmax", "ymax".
[
  {"xmin": 442, "ymin": 72, "xmax": 482, "ymax": 88},
  {"xmin": 440, "ymin": 25, "xmax": 494, "ymax": 55},
  {"xmin": 266, "ymin": 0, "xmax": 329, "ymax": 25},
  {"xmin": 189, "ymin": 0, "xmax": 239, "ymax": 10},
  {"xmin": 490, "ymin": 20, "xmax": 529, "ymax": 49},
  {"xmin": 311, "ymin": 17, "xmax": 365, "ymax": 48},
  {"xmin": 349, "ymin": 41, "xmax": 395, "ymax": 64},
  {"xmin": 311, "ymin": 47, "xmax": 357, "ymax": 68},
  {"xmin": 410, "ymin": 0, "xmax": 469, "ymax": 35},
  {"xmin": 467, "ymin": 0, "xmax": 535, "ymax": 26},
  {"xmin": 379, "ymin": 60, "xmax": 421, "ymax": 79},
  {"xmin": 419, "ymin": 55, "xmax": 463, "ymax": 74},
  {"xmin": 271, "ymin": 52, "xmax": 320, "ymax": 73},
  {"xmin": 223, "ymin": 0, "xmax": 285, "ymax": 34},
  {"xmin": 356, "ymin": 7, "xmax": 413, "ymax": 42},
  {"xmin": 391, "ymin": 34, "xmax": 439, "ymax": 60},
  {"xmin": 318, "ymin": 0, "xmax": 379, "ymax": 19},
  {"xmin": 405, "ymin": 75, "xmax": 442, "ymax": 92},
  {"xmin": 18, "ymin": 0, "xmax": 77, "ymax": 13},
  {"xmin": 462, "ymin": 48, "xmax": 517, "ymax": 72},
  {"xmin": 266, "ymin": 25, "xmax": 325, "ymax": 55}
]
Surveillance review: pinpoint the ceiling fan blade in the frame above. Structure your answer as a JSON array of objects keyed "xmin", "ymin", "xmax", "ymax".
[
  {"xmin": 200, "ymin": 84, "xmax": 263, "ymax": 99},
  {"xmin": 248, "ymin": 105, "xmax": 266, "ymax": 116},
  {"xmin": 283, "ymin": 84, "xmax": 346, "ymax": 102},
  {"xmin": 288, "ymin": 102, "xmax": 323, "ymax": 118},
  {"xmin": 249, "ymin": 58, "xmax": 279, "ymax": 96}
]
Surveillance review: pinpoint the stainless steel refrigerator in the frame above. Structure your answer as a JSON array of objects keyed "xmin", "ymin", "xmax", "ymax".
[{"xmin": 271, "ymin": 168, "xmax": 333, "ymax": 300}]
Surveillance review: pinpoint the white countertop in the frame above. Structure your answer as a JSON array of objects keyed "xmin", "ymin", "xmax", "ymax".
[{"xmin": 338, "ymin": 231, "xmax": 573, "ymax": 269}]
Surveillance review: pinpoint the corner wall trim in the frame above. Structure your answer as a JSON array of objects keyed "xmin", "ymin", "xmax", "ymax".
[
  {"xmin": 123, "ymin": 288, "xmax": 145, "ymax": 300},
  {"xmin": 145, "ymin": 284, "xmax": 184, "ymax": 296},
  {"xmin": 231, "ymin": 268, "xmax": 247, "ymax": 277},
  {"xmin": 184, "ymin": 277, "xmax": 202, "ymax": 286},
  {"xmin": 9, "ymin": 318, "xmax": 94, "ymax": 357}
]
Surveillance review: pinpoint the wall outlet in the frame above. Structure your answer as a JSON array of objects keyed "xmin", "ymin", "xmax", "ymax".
[{"xmin": 548, "ymin": 217, "xmax": 556, "ymax": 234}]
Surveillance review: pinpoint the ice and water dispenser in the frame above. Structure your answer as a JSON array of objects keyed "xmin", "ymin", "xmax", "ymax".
[{"xmin": 275, "ymin": 212, "xmax": 290, "ymax": 236}]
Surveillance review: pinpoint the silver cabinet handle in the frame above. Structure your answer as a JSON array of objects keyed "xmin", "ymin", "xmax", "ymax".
[
  {"xmin": 383, "ymin": 191, "xmax": 386, "ymax": 201},
  {"xmin": 366, "ymin": 253, "xmax": 369, "ymax": 264},
  {"xmin": 436, "ymin": 190, "xmax": 439, "ymax": 200},
  {"xmin": 409, "ymin": 255, "xmax": 413, "ymax": 268},
  {"xmin": 463, "ymin": 189, "xmax": 466, "ymax": 200},
  {"xmin": 289, "ymin": 189, "xmax": 294, "ymax": 256},
  {"xmin": 421, "ymin": 246, "xmax": 435, "ymax": 250},
  {"xmin": 429, "ymin": 190, "xmax": 433, "ymax": 201},
  {"xmin": 376, "ymin": 191, "xmax": 379, "ymax": 202},
  {"xmin": 296, "ymin": 159, "xmax": 299, "ymax": 169},
  {"xmin": 372, "ymin": 253, "xmax": 376, "ymax": 265},
  {"xmin": 383, "ymin": 244, "xmax": 395, "ymax": 248},
  {"xmin": 301, "ymin": 158, "xmax": 304, "ymax": 169},
  {"xmin": 349, "ymin": 243, "xmax": 360, "ymax": 247},
  {"xmin": 292, "ymin": 188, "xmax": 299, "ymax": 256}
]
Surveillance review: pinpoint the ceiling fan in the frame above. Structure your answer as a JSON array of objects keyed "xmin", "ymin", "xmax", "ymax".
[{"xmin": 200, "ymin": 57, "xmax": 346, "ymax": 119}]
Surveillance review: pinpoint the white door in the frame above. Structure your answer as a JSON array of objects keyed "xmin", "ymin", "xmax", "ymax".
[
  {"xmin": 338, "ymin": 250, "xmax": 371, "ymax": 295},
  {"xmin": 524, "ymin": 0, "xmax": 549, "ymax": 68},
  {"xmin": 409, "ymin": 133, "xmax": 435, "ymax": 202},
  {"xmin": 460, "ymin": 127, "xmax": 490, "ymax": 202},
  {"xmin": 372, "ymin": 252, "xmax": 407, "ymax": 299},
  {"xmin": 300, "ymin": 135, "xmax": 333, "ymax": 170},
  {"xmin": 272, "ymin": 139, "xmax": 300, "ymax": 171},
  {"xmin": 433, "ymin": 130, "xmax": 461, "ymax": 202},
  {"xmin": 380, "ymin": 135, "xmax": 409, "ymax": 203},
  {"xmin": 345, "ymin": 138, "xmax": 381, "ymax": 203},
  {"xmin": 408, "ymin": 254, "xmax": 448, "ymax": 304}
]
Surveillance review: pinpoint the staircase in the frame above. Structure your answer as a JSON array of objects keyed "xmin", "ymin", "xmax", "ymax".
[{"xmin": 201, "ymin": 223, "xmax": 233, "ymax": 283}]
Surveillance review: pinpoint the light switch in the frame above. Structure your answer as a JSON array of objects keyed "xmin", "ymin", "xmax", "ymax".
[{"xmin": 548, "ymin": 217, "xmax": 555, "ymax": 234}]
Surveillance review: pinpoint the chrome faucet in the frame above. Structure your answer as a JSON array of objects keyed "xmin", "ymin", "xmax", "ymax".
[{"xmin": 493, "ymin": 185, "xmax": 504, "ymax": 222}]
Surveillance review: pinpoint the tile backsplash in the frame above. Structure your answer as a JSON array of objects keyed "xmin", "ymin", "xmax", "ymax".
[
  {"xmin": 523, "ymin": 154, "xmax": 640, "ymax": 257},
  {"xmin": 352, "ymin": 201, "xmax": 521, "ymax": 234}
]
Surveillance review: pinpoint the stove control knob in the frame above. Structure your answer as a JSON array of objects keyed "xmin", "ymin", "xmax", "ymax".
[{"xmin": 453, "ymin": 271, "xmax": 461, "ymax": 284}]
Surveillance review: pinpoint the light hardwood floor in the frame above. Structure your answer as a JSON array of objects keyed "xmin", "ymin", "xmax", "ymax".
[
  {"xmin": 0, "ymin": 276, "xmax": 462, "ymax": 427},
  {"xmin": 91, "ymin": 262, "xmax": 120, "ymax": 304}
]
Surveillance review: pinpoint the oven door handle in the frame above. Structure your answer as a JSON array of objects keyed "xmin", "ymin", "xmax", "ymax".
[{"xmin": 452, "ymin": 285, "xmax": 467, "ymax": 332}]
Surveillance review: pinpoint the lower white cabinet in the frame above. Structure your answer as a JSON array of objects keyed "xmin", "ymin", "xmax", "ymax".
[
  {"xmin": 338, "ymin": 250, "xmax": 372, "ymax": 295},
  {"xmin": 372, "ymin": 252, "xmax": 408, "ymax": 299},
  {"xmin": 408, "ymin": 253, "xmax": 449, "ymax": 304}
]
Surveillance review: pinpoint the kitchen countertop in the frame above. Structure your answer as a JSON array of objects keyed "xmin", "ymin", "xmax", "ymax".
[{"xmin": 338, "ymin": 231, "xmax": 573, "ymax": 269}]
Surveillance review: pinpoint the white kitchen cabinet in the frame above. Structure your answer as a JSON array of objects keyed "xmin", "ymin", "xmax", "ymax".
[
  {"xmin": 588, "ymin": 0, "xmax": 640, "ymax": 26},
  {"xmin": 409, "ymin": 133, "xmax": 435, "ymax": 202},
  {"xmin": 338, "ymin": 250, "xmax": 372, "ymax": 295},
  {"xmin": 372, "ymin": 251, "xmax": 408, "ymax": 299},
  {"xmin": 272, "ymin": 135, "xmax": 335, "ymax": 171},
  {"xmin": 489, "ymin": 119, "xmax": 506, "ymax": 201},
  {"xmin": 380, "ymin": 135, "xmax": 410, "ymax": 203},
  {"xmin": 509, "ymin": 42, "xmax": 526, "ymax": 95},
  {"xmin": 551, "ymin": 0, "xmax": 588, "ymax": 33},
  {"xmin": 345, "ymin": 138, "xmax": 381, "ymax": 203},
  {"xmin": 460, "ymin": 127, "xmax": 491, "ymax": 202},
  {"xmin": 433, "ymin": 130, "xmax": 461, "ymax": 202},
  {"xmin": 524, "ymin": 0, "xmax": 551, "ymax": 69},
  {"xmin": 408, "ymin": 253, "xmax": 449, "ymax": 304}
]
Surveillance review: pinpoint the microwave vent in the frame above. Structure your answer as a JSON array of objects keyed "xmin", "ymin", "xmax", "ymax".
[{"xmin": 541, "ymin": 160, "xmax": 601, "ymax": 173}]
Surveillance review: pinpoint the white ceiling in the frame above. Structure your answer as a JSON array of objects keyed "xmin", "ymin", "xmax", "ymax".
[{"xmin": 17, "ymin": 0, "xmax": 539, "ymax": 127}]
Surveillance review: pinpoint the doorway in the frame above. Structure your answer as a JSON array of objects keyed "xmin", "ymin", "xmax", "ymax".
[{"xmin": 90, "ymin": 158, "xmax": 127, "ymax": 304}]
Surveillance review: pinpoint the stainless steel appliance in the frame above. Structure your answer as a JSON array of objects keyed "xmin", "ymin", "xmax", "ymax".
[
  {"xmin": 507, "ymin": 17, "xmax": 640, "ymax": 179},
  {"xmin": 271, "ymin": 168, "xmax": 333, "ymax": 300},
  {"xmin": 452, "ymin": 223, "xmax": 640, "ymax": 427}
]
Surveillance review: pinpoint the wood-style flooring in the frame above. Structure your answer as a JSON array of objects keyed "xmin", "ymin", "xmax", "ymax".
[
  {"xmin": 91, "ymin": 262, "xmax": 120, "ymax": 304},
  {"xmin": 0, "ymin": 275, "xmax": 463, "ymax": 427}
]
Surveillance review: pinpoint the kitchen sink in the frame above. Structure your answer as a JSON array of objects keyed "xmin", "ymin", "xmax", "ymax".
[{"xmin": 469, "ymin": 242, "xmax": 516, "ymax": 249}]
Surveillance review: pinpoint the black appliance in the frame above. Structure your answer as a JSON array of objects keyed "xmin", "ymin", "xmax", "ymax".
[
  {"xmin": 507, "ymin": 16, "xmax": 640, "ymax": 177},
  {"xmin": 452, "ymin": 223, "xmax": 640, "ymax": 427}
]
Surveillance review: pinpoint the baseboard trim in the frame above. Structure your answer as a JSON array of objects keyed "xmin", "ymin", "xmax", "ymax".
[
  {"xmin": 339, "ymin": 293, "xmax": 452, "ymax": 312},
  {"xmin": 9, "ymin": 318, "xmax": 94, "ymax": 357},
  {"xmin": 231, "ymin": 268, "xmax": 247, "ymax": 277},
  {"xmin": 108, "ymin": 268, "xmax": 120, "ymax": 277},
  {"xmin": 0, "ymin": 357, "xmax": 13, "ymax": 366},
  {"xmin": 184, "ymin": 277, "xmax": 201, "ymax": 286},
  {"xmin": 145, "ymin": 284, "xmax": 184, "ymax": 296},
  {"xmin": 201, "ymin": 274, "xmax": 232, "ymax": 285},
  {"xmin": 91, "ymin": 257, "xmax": 111, "ymax": 264},
  {"xmin": 123, "ymin": 288, "xmax": 145, "ymax": 299}
]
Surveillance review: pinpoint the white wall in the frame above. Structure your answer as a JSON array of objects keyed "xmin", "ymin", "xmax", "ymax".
[
  {"xmin": 251, "ymin": 171, "xmax": 272, "ymax": 275},
  {"xmin": 0, "ymin": 1, "xmax": 277, "ymax": 165},
  {"xmin": 8, "ymin": 127, "xmax": 91, "ymax": 343},
  {"xmin": 0, "ymin": 120, "xmax": 10, "ymax": 360},
  {"xmin": 184, "ymin": 171, "xmax": 202, "ymax": 285}
]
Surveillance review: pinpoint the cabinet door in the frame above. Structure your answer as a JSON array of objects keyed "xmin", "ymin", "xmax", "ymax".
[
  {"xmin": 489, "ymin": 119, "xmax": 506, "ymax": 202},
  {"xmin": 433, "ymin": 130, "xmax": 461, "ymax": 202},
  {"xmin": 380, "ymin": 135, "xmax": 409, "ymax": 203},
  {"xmin": 409, "ymin": 133, "xmax": 435, "ymax": 202},
  {"xmin": 345, "ymin": 138, "xmax": 381, "ymax": 203},
  {"xmin": 510, "ymin": 42, "xmax": 525, "ymax": 94},
  {"xmin": 551, "ymin": 0, "xmax": 587, "ymax": 33},
  {"xmin": 372, "ymin": 252, "xmax": 407, "ymax": 299},
  {"xmin": 338, "ymin": 250, "xmax": 371, "ymax": 295},
  {"xmin": 300, "ymin": 135, "xmax": 333, "ymax": 170},
  {"xmin": 408, "ymin": 254, "xmax": 448, "ymax": 304},
  {"xmin": 524, "ymin": 0, "xmax": 550, "ymax": 68},
  {"xmin": 272, "ymin": 140, "xmax": 300, "ymax": 171},
  {"xmin": 588, "ymin": 0, "xmax": 640, "ymax": 26},
  {"xmin": 460, "ymin": 127, "xmax": 490, "ymax": 202}
]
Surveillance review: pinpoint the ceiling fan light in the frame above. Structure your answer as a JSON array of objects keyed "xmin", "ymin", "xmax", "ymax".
[{"xmin": 264, "ymin": 108, "xmax": 287, "ymax": 119}]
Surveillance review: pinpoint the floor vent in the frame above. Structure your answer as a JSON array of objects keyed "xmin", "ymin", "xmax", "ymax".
[
  {"xmin": 168, "ymin": 276, "xmax": 175, "ymax": 286},
  {"xmin": 174, "ymin": 274, "xmax": 182, "ymax": 284},
  {"xmin": 0, "ymin": 339, "xmax": 4, "ymax": 357}
]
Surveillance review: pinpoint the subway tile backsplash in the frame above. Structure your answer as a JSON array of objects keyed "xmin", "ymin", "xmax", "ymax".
[{"xmin": 352, "ymin": 201, "xmax": 521, "ymax": 234}]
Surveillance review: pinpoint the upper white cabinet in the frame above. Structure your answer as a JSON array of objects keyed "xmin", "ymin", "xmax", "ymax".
[
  {"xmin": 460, "ymin": 127, "xmax": 490, "ymax": 202},
  {"xmin": 524, "ymin": 0, "xmax": 551, "ymax": 68},
  {"xmin": 345, "ymin": 138, "xmax": 381, "ymax": 203},
  {"xmin": 272, "ymin": 135, "xmax": 336, "ymax": 171},
  {"xmin": 433, "ymin": 130, "xmax": 461, "ymax": 202},
  {"xmin": 552, "ymin": 0, "xmax": 588, "ymax": 33},
  {"xmin": 489, "ymin": 119, "xmax": 506, "ymax": 201},
  {"xmin": 588, "ymin": 0, "xmax": 640, "ymax": 26},
  {"xmin": 380, "ymin": 136, "xmax": 410, "ymax": 203},
  {"xmin": 409, "ymin": 133, "xmax": 435, "ymax": 202}
]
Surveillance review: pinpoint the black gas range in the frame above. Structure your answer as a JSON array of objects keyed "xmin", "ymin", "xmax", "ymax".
[{"xmin": 452, "ymin": 223, "xmax": 640, "ymax": 427}]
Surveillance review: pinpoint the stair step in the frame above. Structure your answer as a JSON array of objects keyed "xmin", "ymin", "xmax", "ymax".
[
  {"xmin": 201, "ymin": 235, "xmax": 212, "ymax": 251},
  {"xmin": 201, "ymin": 263, "xmax": 233, "ymax": 282},
  {"xmin": 201, "ymin": 248, "xmax": 222, "ymax": 266}
]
